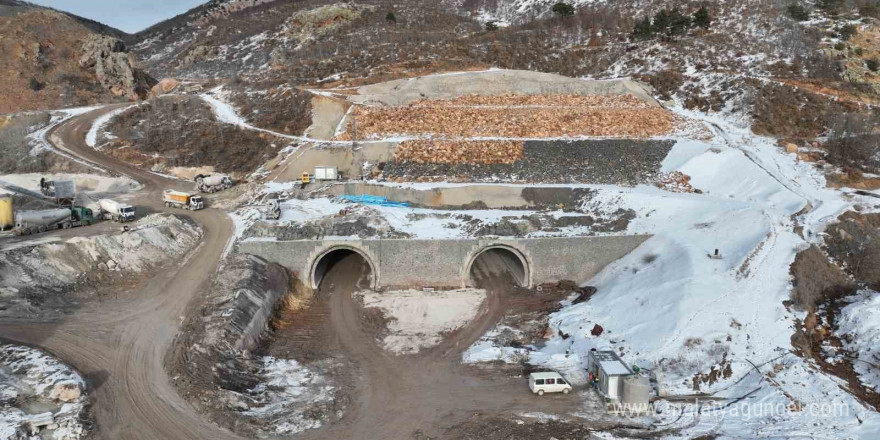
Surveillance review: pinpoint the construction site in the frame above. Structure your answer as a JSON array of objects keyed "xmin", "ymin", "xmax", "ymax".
[{"xmin": 1, "ymin": 68, "xmax": 879, "ymax": 440}]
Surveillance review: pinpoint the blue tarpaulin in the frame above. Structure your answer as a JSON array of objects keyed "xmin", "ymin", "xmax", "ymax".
[{"xmin": 339, "ymin": 194, "xmax": 410, "ymax": 207}]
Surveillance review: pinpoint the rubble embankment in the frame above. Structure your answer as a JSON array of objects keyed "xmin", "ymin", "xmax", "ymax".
[
  {"xmin": 0, "ymin": 214, "xmax": 202, "ymax": 318},
  {"xmin": 168, "ymin": 254, "xmax": 341, "ymax": 436},
  {"xmin": 382, "ymin": 139, "xmax": 675, "ymax": 185}
]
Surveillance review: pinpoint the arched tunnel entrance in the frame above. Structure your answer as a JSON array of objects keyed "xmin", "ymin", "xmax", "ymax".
[
  {"xmin": 311, "ymin": 247, "xmax": 375, "ymax": 290},
  {"xmin": 468, "ymin": 246, "xmax": 529, "ymax": 288}
]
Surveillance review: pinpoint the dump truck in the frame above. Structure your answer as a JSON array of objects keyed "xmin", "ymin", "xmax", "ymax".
[
  {"xmin": 13, "ymin": 206, "xmax": 96, "ymax": 236},
  {"xmin": 163, "ymin": 190, "xmax": 204, "ymax": 210},
  {"xmin": 98, "ymin": 199, "xmax": 135, "ymax": 222},
  {"xmin": 194, "ymin": 174, "xmax": 234, "ymax": 193}
]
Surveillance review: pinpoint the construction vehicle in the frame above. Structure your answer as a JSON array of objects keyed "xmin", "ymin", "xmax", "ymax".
[
  {"xmin": 264, "ymin": 199, "xmax": 281, "ymax": 220},
  {"xmin": 301, "ymin": 172, "xmax": 312, "ymax": 185},
  {"xmin": 0, "ymin": 196, "xmax": 12, "ymax": 231},
  {"xmin": 163, "ymin": 190, "xmax": 204, "ymax": 210},
  {"xmin": 13, "ymin": 206, "xmax": 96, "ymax": 236},
  {"xmin": 98, "ymin": 199, "xmax": 136, "ymax": 222},
  {"xmin": 39, "ymin": 178, "xmax": 75, "ymax": 205},
  {"xmin": 194, "ymin": 173, "xmax": 234, "ymax": 193}
]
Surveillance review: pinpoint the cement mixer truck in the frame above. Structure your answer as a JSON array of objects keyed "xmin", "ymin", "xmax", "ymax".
[
  {"xmin": 13, "ymin": 206, "xmax": 96, "ymax": 236},
  {"xmin": 98, "ymin": 199, "xmax": 135, "ymax": 222},
  {"xmin": 194, "ymin": 174, "xmax": 234, "ymax": 193}
]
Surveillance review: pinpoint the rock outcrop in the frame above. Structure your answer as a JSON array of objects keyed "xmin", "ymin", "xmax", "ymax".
[{"xmin": 79, "ymin": 34, "xmax": 155, "ymax": 100}]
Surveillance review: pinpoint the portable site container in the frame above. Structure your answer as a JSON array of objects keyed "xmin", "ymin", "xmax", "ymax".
[{"xmin": 587, "ymin": 350, "xmax": 633, "ymax": 402}]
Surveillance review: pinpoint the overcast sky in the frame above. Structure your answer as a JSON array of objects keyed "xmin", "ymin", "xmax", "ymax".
[{"xmin": 28, "ymin": 0, "xmax": 207, "ymax": 33}]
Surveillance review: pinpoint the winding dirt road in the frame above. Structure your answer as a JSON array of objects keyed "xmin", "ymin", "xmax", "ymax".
[
  {"xmin": 1, "ymin": 106, "xmax": 595, "ymax": 440},
  {"xmin": 0, "ymin": 106, "xmax": 241, "ymax": 440}
]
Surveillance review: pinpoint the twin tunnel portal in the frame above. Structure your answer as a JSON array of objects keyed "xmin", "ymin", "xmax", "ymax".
[
  {"xmin": 238, "ymin": 235, "xmax": 651, "ymax": 292},
  {"xmin": 312, "ymin": 245, "xmax": 530, "ymax": 290}
]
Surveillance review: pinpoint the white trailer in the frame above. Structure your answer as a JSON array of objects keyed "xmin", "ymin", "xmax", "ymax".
[
  {"xmin": 314, "ymin": 166, "xmax": 339, "ymax": 181},
  {"xmin": 98, "ymin": 199, "xmax": 136, "ymax": 222},
  {"xmin": 14, "ymin": 208, "xmax": 72, "ymax": 234},
  {"xmin": 194, "ymin": 174, "xmax": 234, "ymax": 193}
]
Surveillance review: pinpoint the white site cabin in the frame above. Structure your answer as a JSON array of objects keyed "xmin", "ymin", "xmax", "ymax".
[
  {"xmin": 528, "ymin": 371, "xmax": 572, "ymax": 396},
  {"xmin": 587, "ymin": 350, "xmax": 633, "ymax": 401}
]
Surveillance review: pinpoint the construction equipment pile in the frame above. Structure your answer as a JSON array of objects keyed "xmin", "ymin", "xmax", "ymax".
[
  {"xmin": 654, "ymin": 171, "xmax": 700, "ymax": 193},
  {"xmin": 393, "ymin": 140, "xmax": 524, "ymax": 165},
  {"xmin": 336, "ymin": 94, "xmax": 675, "ymax": 140},
  {"xmin": 410, "ymin": 93, "xmax": 657, "ymax": 108}
]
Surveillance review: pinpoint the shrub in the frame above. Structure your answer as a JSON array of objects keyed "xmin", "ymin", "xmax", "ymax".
[
  {"xmin": 786, "ymin": 4, "xmax": 810, "ymax": 21},
  {"xmin": 28, "ymin": 77, "xmax": 44, "ymax": 91},
  {"xmin": 818, "ymin": 0, "xmax": 843, "ymax": 13},
  {"xmin": 867, "ymin": 58, "xmax": 880, "ymax": 72},
  {"xmin": 860, "ymin": 3, "xmax": 879, "ymax": 18},
  {"xmin": 385, "ymin": 12, "xmax": 396, "ymax": 22},
  {"xmin": 854, "ymin": 47, "xmax": 864, "ymax": 56},
  {"xmin": 632, "ymin": 17, "xmax": 654, "ymax": 41},
  {"xmin": 552, "ymin": 2, "xmax": 575, "ymax": 18},
  {"xmin": 485, "ymin": 21, "xmax": 499, "ymax": 31},
  {"xmin": 693, "ymin": 6, "xmax": 711, "ymax": 29},
  {"xmin": 834, "ymin": 42, "xmax": 846, "ymax": 50},
  {"xmin": 838, "ymin": 24, "xmax": 858, "ymax": 41}
]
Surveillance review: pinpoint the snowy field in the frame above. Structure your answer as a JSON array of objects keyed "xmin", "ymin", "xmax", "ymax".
[
  {"xmin": 0, "ymin": 344, "xmax": 87, "ymax": 440},
  {"xmin": 358, "ymin": 288, "xmax": 487, "ymax": 354},
  {"xmin": 204, "ymin": 82, "xmax": 879, "ymax": 438}
]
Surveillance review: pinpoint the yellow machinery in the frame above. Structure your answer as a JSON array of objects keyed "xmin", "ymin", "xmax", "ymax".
[
  {"xmin": 0, "ymin": 196, "xmax": 12, "ymax": 230},
  {"xmin": 301, "ymin": 172, "xmax": 311, "ymax": 184}
]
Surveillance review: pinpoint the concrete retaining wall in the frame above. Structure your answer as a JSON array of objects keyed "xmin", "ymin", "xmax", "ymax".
[{"xmin": 237, "ymin": 235, "xmax": 649, "ymax": 289}]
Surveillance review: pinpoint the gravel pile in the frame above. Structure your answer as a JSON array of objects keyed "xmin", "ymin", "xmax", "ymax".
[{"xmin": 382, "ymin": 139, "xmax": 675, "ymax": 185}]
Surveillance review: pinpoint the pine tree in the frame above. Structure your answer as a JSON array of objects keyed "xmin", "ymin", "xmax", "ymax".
[
  {"xmin": 552, "ymin": 2, "xmax": 575, "ymax": 18},
  {"xmin": 652, "ymin": 9, "xmax": 671, "ymax": 35},
  {"xmin": 386, "ymin": 12, "xmax": 396, "ymax": 22},
  {"xmin": 632, "ymin": 17, "xmax": 654, "ymax": 41},
  {"xmin": 693, "ymin": 7, "xmax": 711, "ymax": 29}
]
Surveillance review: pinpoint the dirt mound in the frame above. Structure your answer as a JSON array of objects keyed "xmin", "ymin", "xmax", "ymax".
[
  {"xmin": 0, "ymin": 213, "xmax": 201, "ymax": 318},
  {"xmin": 102, "ymin": 95, "xmax": 285, "ymax": 174},
  {"xmin": 168, "ymin": 253, "xmax": 347, "ymax": 436},
  {"xmin": 337, "ymin": 95, "xmax": 674, "ymax": 140},
  {"xmin": 394, "ymin": 140, "xmax": 524, "ymax": 165}
]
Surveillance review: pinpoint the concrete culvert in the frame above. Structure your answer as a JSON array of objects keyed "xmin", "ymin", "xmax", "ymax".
[
  {"xmin": 312, "ymin": 248, "xmax": 374, "ymax": 290},
  {"xmin": 469, "ymin": 247, "xmax": 529, "ymax": 288}
]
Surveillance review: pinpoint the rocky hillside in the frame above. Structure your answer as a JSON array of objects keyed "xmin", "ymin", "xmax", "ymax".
[{"xmin": 0, "ymin": 1, "xmax": 154, "ymax": 113}]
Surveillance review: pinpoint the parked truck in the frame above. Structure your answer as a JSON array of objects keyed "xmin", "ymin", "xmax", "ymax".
[
  {"xmin": 98, "ymin": 199, "xmax": 135, "ymax": 222},
  {"xmin": 163, "ymin": 190, "xmax": 204, "ymax": 210},
  {"xmin": 13, "ymin": 206, "xmax": 96, "ymax": 236},
  {"xmin": 194, "ymin": 174, "xmax": 234, "ymax": 193}
]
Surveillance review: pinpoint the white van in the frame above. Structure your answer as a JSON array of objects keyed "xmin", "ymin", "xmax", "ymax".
[{"xmin": 528, "ymin": 371, "xmax": 572, "ymax": 396}]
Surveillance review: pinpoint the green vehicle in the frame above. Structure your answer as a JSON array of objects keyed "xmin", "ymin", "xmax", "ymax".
[
  {"xmin": 68, "ymin": 206, "xmax": 96, "ymax": 228},
  {"xmin": 13, "ymin": 205, "xmax": 97, "ymax": 235}
]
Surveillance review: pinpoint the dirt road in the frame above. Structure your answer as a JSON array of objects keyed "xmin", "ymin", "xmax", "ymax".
[
  {"xmin": 0, "ymin": 106, "xmax": 240, "ymax": 440},
  {"xmin": 299, "ymin": 251, "xmax": 583, "ymax": 440}
]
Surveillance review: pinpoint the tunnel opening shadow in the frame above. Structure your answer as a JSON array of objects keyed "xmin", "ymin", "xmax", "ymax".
[
  {"xmin": 469, "ymin": 248, "xmax": 528, "ymax": 289},
  {"xmin": 313, "ymin": 249, "xmax": 374, "ymax": 291}
]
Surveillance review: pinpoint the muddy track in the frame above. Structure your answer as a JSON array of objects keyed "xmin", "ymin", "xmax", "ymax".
[{"xmin": 1, "ymin": 106, "xmax": 584, "ymax": 440}]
